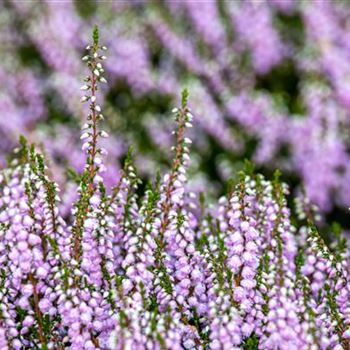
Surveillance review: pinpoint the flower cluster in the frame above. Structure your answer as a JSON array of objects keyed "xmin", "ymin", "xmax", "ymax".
[
  {"xmin": 2, "ymin": 1, "xmax": 350, "ymax": 218},
  {"xmin": 0, "ymin": 29, "xmax": 350, "ymax": 350}
]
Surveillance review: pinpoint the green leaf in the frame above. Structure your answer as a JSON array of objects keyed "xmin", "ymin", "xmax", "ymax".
[{"xmin": 93, "ymin": 25, "xmax": 99, "ymax": 46}]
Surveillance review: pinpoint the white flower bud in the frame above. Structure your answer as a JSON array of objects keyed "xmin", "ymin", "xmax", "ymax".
[
  {"xmin": 94, "ymin": 157, "xmax": 102, "ymax": 165},
  {"xmin": 186, "ymin": 112, "xmax": 194, "ymax": 121},
  {"xmin": 80, "ymin": 85, "xmax": 90, "ymax": 91},
  {"xmin": 82, "ymin": 142, "xmax": 90, "ymax": 151},
  {"xmin": 80, "ymin": 132, "xmax": 90, "ymax": 140},
  {"xmin": 99, "ymin": 148, "xmax": 108, "ymax": 155}
]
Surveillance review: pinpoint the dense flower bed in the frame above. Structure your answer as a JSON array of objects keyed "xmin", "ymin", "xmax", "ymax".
[{"xmin": 1, "ymin": 27, "xmax": 350, "ymax": 350}]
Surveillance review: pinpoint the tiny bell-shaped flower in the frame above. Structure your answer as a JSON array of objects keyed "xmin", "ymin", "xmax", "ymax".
[
  {"xmin": 100, "ymin": 131, "xmax": 109, "ymax": 138},
  {"xmin": 81, "ymin": 96, "xmax": 90, "ymax": 103},
  {"xmin": 80, "ymin": 132, "xmax": 90, "ymax": 140},
  {"xmin": 82, "ymin": 142, "xmax": 90, "ymax": 151}
]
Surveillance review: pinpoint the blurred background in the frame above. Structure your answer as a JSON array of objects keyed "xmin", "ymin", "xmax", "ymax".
[{"xmin": 1, "ymin": 0, "xmax": 350, "ymax": 229}]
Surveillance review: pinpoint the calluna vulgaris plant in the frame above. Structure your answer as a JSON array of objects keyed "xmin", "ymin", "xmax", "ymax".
[
  {"xmin": 1, "ymin": 26, "xmax": 350, "ymax": 350},
  {"xmin": 3, "ymin": 1, "xmax": 350, "ymax": 215}
]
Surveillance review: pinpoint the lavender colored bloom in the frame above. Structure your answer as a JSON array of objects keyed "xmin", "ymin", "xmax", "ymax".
[
  {"xmin": 229, "ymin": 1, "xmax": 284, "ymax": 74},
  {"xmin": 0, "ymin": 21, "xmax": 350, "ymax": 350}
]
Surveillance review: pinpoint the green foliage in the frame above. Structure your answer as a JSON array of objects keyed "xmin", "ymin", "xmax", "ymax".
[
  {"xmin": 242, "ymin": 334, "xmax": 259, "ymax": 350},
  {"xmin": 181, "ymin": 88, "xmax": 189, "ymax": 108},
  {"xmin": 93, "ymin": 25, "xmax": 99, "ymax": 46}
]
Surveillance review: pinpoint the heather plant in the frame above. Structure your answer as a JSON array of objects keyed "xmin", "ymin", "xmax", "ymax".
[
  {"xmin": 0, "ymin": 26, "xmax": 350, "ymax": 350},
  {"xmin": 3, "ymin": 0, "xmax": 350, "ymax": 222}
]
